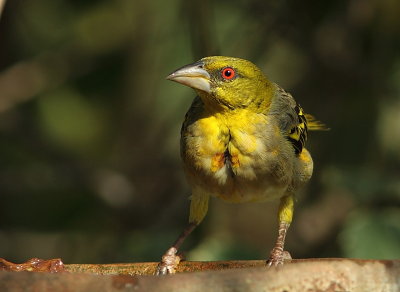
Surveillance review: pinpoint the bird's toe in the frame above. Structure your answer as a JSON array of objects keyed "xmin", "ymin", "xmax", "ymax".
[
  {"xmin": 267, "ymin": 248, "xmax": 292, "ymax": 267},
  {"xmin": 155, "ymin": 247, "xmax": 182, "ymax": 275}
]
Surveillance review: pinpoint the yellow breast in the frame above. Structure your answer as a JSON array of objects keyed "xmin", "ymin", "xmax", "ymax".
[
  {"xmin": 183, "ymin": 109, "xmax": 289, "ymax": 203},
  {"xmin": 197, "ymin": 110, "xmax": 263, "ymax": 171}
]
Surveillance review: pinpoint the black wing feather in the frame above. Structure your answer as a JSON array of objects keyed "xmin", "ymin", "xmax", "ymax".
[
  {"xmin": 287, "ymin": 104, "xmax": 308, "ymax": 154},
  {"xmin": 274, "ymin": 85, "xmax": 308, "ymax": 155}
]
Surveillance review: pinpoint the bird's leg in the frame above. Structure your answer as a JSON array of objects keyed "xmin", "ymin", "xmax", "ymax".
[
  {"xmin": 156, "ymin": 222, "xmax": 197, "ymax": 275},
  {"xmin": 267, "ymin": 194, "xmax": 294, "ymax": 266},
  {"xmin": 267, "ymin": 221, "xmax": 292, "ymax": 266},
  {"xmin": 156, "ymin": 192, "xmax": 209, "ymax": 275}
]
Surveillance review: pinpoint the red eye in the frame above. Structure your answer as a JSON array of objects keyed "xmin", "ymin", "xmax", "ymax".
[{"xmin": 221, "ymin": 67, "xmax": 235, "ymax": 80}]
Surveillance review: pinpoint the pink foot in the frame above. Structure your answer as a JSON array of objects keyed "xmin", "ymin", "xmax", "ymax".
[
  {"xmin": 267, "ymin": 248, "xmax": 292, "ymax": 266},
  {"xmin": 155, "ymin": 247, "xmax": 182, "ymax": 275}
]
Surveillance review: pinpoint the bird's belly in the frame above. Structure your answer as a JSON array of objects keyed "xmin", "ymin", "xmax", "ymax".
[
  {"xmin": 206, "ymin": 149, "xmax": 289, "ymax": 203},
  {"xmin": 183, "ymin": 126, "xmax": 291, "ymax": 203},
  {"xmin": 182, "ymin": 112, "xmax": 294, "ymax": 202}
]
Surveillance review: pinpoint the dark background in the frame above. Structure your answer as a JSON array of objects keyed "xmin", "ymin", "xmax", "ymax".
[{"xmin": 0, "ymin": 0, "xmax": 399, "ymax": 264}]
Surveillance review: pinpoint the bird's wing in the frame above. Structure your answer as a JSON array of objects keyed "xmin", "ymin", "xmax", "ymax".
[
  {"xmin": 180, "ymin": 96, "xmax": 204, "ymax": 136},
  {"xmin": 271, "ymin": 85, "xmax": 328, "ymax": 155},
  {"xmin": 288, "ymin": 103, "xmax": 308, "ymax": 155},
  {"xmin": 272, "ymin": 85, "xmax": 309, "ymax": 155}
]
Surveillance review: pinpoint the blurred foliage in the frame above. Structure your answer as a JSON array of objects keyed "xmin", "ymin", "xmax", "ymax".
[{"xmin": 0, "ymin": 0, "xmax": 399, "ymax": 264}]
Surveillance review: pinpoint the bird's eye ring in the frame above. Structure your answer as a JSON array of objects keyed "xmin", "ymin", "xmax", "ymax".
[{"xmin": 221, "ymin": 67, "xmax": 235, "ymax": 80}]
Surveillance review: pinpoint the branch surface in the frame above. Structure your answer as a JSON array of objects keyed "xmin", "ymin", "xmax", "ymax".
[{"xmin": 0, "ymin": 258, "xmax": 399, "ymax": 291}]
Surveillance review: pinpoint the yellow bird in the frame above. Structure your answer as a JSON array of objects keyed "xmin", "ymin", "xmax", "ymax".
[{"xmin": 156, "ymin": 56, "xmax": 326, "ymax": 274}]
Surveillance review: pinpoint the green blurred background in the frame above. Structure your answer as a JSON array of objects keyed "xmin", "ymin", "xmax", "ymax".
[{"xmin": 0, "ymin": 0, "xmax": 399, "ymax": 264}]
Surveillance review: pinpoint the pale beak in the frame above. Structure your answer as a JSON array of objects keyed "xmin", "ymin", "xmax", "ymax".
[{"xmin": 166, "ymin": 61, "xmax": 211, "ymax": 93}]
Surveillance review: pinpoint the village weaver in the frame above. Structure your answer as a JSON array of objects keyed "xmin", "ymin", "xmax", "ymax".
[{"xmin": 156, "ymin": 56, "xmax": 326, "ymax": 275}]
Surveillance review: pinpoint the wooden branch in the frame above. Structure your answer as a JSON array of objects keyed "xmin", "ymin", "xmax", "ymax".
[
  {"xmin": 0, "ymin": 258, "xmax": 399, "ymax": 291},
  {"xmin": 65, "ymin": 259, "xmax": 264, "ymax": 275}
]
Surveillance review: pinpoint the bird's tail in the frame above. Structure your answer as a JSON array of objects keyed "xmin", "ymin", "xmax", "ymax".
[{"xmin": 305, "ymin": 114, "xmax": 329, "ymax": 131}]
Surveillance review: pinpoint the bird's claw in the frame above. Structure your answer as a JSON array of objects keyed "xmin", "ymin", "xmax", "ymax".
[
  {"xmin": 155, "ymin": 247, "xmax": 182, "ymax": 275},
  {"xmin": 267, "ymin": 248, "xmax": 292, "ymax": 267}
]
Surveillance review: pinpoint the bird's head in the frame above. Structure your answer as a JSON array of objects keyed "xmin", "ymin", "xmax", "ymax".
[{"xmin": 167, "ymin": 56, "xmax": 273, "ymax": 111}]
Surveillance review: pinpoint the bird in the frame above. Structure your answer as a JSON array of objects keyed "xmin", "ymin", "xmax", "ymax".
[{"xmin": 156, "ymin": 56, "xmax": 326, "ymax": 275}]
